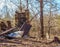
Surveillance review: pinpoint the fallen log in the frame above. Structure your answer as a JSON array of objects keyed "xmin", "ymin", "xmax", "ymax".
[
  {"xmin": 0, "ymin": 27, "xmax": 17, "ymax": 36},
  {"xmin": 0, "ymin": 37, "xmax": 46, "ymax": 44},
  {"xmin": 46, "ymin": 37, "xmax": 60, "ymax": 44},
  {"xmin": 0, "ymin": 38, "xmax": 22, "ymax": 44}
]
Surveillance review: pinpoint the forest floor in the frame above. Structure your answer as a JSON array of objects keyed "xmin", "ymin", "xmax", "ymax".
[
  {"xmin": 0, "ymin": 38, "xmax": 60, "ymax": 47},
  {"xmin": 0, "ymin": 43, "xmax": 59, "ymax": 47}
]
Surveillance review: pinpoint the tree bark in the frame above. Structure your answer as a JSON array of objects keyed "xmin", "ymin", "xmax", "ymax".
[{"xmin": 40, "ymin": 0, "xmax": 44, "ymax": 39}]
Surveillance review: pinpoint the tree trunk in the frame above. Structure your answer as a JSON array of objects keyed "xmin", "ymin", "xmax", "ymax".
[{"xmin": 40, "ymin": 0, "xmax": 44, "ymax": 39}]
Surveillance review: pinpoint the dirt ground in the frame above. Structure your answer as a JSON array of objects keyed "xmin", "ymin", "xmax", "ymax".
[
  {"xmin": 0, "ymin": 42, "xmax": 60, "ymax": 47},
  {"xmin": 0, "ymin": 38, "xmax": 60, "ymax": 47}
]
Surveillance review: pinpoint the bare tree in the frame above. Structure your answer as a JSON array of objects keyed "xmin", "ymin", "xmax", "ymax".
[{"xmin": 40, "ymin": 0, "xmax": 44, "ymax": 39}]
